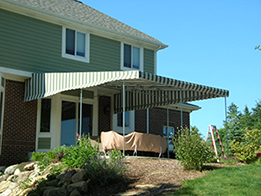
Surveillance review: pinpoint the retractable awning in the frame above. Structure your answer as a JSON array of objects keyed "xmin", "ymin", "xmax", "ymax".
[{"xmin": 24, "ymin": 70, "xmax": 229, "ymax": 113}]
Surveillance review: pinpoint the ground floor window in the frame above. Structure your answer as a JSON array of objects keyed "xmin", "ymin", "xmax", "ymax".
[
  {"xmin": 113, "ymin": 111, "xmax": 134, "ymax": 134},
  {"xmin": 61, "ymin": 101, "xmax": 93, "ymax": 146},
  {"xmin": 40, "ymin": 99, "xmax": 51, "ymax": 132},
  {"xmin": 0, "ymin": 76, "xmax": 5, "ymax": 155},
  {"xmin": 163, "ymin": 126, "xmax": 175, "ymax": 151},
  {"xmin": 117, "ymin": 111, "xmax": 130, "ymax": 127}
]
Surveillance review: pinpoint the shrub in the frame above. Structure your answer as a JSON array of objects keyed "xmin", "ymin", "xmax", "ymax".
[
  {"xmin": 83, "ymin": 151, "xmax": 127, "ymax": 186},
  {"xmin": 174, "ymin": 127, "xmax": 212, "ymax": 171},
  {"xmin": 30, "ymin": 134, "xmax": 99, "ymax": 170},
  {"xmin": 62, "ymin": 134, "xmax": 99, "ymax": 168},
  {"xmin": 221, "ymin": 157, "xmax": 239, "ymax": 166},
  {"xmin": 230, "ymin": 129, "xmax": 261, "ymax": 163},
  {"xmin": 31, "ymin": 152, "xmax": 45, "ymax": 161},
  {"xmin": 108, "ymin": 149, "xmax": 124, "ymax": 161}
]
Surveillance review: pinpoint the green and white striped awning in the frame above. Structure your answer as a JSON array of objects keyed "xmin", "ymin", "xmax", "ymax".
[{"xmin": 24, "ymin": 70, "xmax": 229, "ymax": 113}]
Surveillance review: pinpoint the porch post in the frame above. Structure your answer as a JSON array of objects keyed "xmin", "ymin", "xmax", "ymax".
[
  {"xmin": 225, "ymin": 96, "xmax": 229, "ymax": 157},
  {"xmin": 180, "ymin": 90, "xmax": 183, "ymax": 129},
  {"xmin": 147, "ymin": 108, "xmax": 149, "ymax": 134},
  {"xmin": 167, "ymin": 105, "xmax": 170, "ymax": 158},
  {"xmin": 123, "ymin": 82, "xmax": 126, "ymax": 155},
  {"xmin": 79, "ymin": 89, "xmax": 83, "ymax": 140}
]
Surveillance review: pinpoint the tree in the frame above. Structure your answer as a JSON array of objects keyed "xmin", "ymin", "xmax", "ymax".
[
  {"xmin": 252, "ymin": 100, "xmax": 261, "ymax": 130},
  {"xmin": 239, "ymin": 106, "xmax": 254, "ymax": 130},
  {"xmin": 226, "ymin": 103, "xmax": 245, "ymax": 144}
]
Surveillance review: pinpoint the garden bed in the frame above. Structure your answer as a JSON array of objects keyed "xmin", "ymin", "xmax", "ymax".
[{"xmin": 88, "ymin": 157, "xmax": 238, "ymax": 196}]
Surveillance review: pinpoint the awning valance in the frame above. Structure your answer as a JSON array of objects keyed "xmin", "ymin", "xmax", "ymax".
[{"xmin": 24, "ymin": 71, "xmax": 229, "ymax": 113}]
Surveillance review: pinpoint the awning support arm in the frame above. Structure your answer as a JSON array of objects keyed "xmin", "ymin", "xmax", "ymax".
[
  {"xmin": 225, "ymin": 96, "xmax": 229, "ymax": 157},
  {"xmin": 79, "ymin": 89, "xmax": 83, "ymax": 143},
  {"xmin": 180, "ymin": 90, "xmax": 183, "ymax": 129},
  {"xmin": 123, "ymin": 82, "xmax": 126, "ymax": 155},
  {"xmin": 167, "ymin": 105, "xmax": 170, "ymax": 159}
]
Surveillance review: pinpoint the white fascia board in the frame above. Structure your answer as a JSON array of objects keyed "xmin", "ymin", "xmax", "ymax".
[
  {"xmin": 0, "ymin": 0, "xmax": 168, "ymax": 51},
  {"xmin": 0, "ymin": 67, "xmax": 32, "ymax": 82},
  {"xmin": 160, "ymin": 103, "xmax": 201, "ymax": 113}
]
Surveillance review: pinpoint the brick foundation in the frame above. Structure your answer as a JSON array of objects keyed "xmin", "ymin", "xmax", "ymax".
[
  {"xmin": 135, "ymin": 107, "xmax": 190, "ymax": 136},
  {"xmin": 0, "ymin": 80, "xmax": 37, "ymax": 166}
]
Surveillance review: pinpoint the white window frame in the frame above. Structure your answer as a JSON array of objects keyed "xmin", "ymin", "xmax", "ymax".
[
  {"xmin": 0, "ymin": 74, "xmax": 5, "ymax": 155},
  {"xmin": 62, "ymin": 26, "xmax": 90, "ymax": 63},
  {"xmin": 121, "ymin": 42, "xmax": 144, "ymax": 72},
  {"xmin": 113, "ymin": 111, "xmax": 135, "ymax": 134}
]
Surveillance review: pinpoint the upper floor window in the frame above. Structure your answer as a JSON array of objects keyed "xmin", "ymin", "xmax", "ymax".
[
  {"xmin": 121, "ymin": 43, "xmax": 143, "ymax": 71},
  {"xmin": 62, "ymin": 27, "xmax": 90, "ymax": 63}
]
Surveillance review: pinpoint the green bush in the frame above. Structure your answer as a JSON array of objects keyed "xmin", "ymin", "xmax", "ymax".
[
  {"xmin": 31, "ymin": 152, "xmax": 45, "ymax": 161},
  {"xmin": 62, "ymin": 135, "xmax": 99, "ymax": 168},
  {"xmin": 83, "ymin": 151, "xmax": 126, "ymax": 186},
  {"xmin": 174, "ymin": 127, "xmax": 212, "ymax": 171},
  {"xmin": 30, "ymin": 134, "xmax": 99, "ymax": 170},
  {"xmin": 230, "ymin": 129, "xmax": 261, "ymax": 163},
  {"xmin": 108, "ymin": 149, "xmax": 124, "ymax": 161}
]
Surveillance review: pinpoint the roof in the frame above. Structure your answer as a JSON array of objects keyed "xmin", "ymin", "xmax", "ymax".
[
  {"xmin": 24, "ymin": 70, "xmax": 229, "ymax": 113},
  {"xmin": 3, "ymin": 0, "xmax": 167, "ymax": 49}
]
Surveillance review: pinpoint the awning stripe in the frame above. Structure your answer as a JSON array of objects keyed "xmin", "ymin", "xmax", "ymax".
[{"xmin": 24, "ymin": 71, "xmax": 229, "ymax": 112}]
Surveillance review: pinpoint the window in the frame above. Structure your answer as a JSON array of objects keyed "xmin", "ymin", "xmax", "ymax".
[
  {"xmin": 40, "ymin": 99, "xmax": 51, "ymax": 132},
  {"xmin": 62, "ymin": 27, "xmax": 89, "ymax": 63},
  {"xmin": 163, "ymin": 126, "xmax": 175, "ymax": 151},
  {"xmin": 0, "ymin": 75, "xmax": 5, "ymax": 155},
  {"xmin": 163, "ymin": 126, "xmax": 175, "ymax": 138},
  {"xmin": 113, "ymin": 111, "xmax": 135, "ymax": 134},
  {"xmin": 117, "ymin": 112, "xmax": 130, "ymax": 127},
  {"xmin": 122, "ymin": 43, "xmax": 143, "ymax": 71}
]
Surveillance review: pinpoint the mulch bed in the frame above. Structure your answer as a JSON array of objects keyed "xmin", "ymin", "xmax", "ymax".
[{"xmin": 87, "ymin": 157, "xmax": 235, "ymax": 196}]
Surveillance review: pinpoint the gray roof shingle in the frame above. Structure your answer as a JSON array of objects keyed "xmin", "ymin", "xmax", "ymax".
[{"xmin": 10, "ymin": 0, "xmax": 167, "ymax": 47}]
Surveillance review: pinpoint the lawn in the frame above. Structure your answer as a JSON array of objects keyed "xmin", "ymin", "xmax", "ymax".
[{"xmin": 172, "ymin": 165, "xmax": 261, "ymax": 196}]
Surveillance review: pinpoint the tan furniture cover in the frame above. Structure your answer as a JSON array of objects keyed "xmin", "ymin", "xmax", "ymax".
[{"xmin": 101, "ymin": 131, "xmax": 168, "ymax": 153}]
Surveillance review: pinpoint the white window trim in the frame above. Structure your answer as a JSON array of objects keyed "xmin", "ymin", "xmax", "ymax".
[
  {"xmin": 121, "ymin": 42, "xmax": 144, "ymax": 72},
  {"xmin": 62, "ymin": 26, "xmax": 90, "ymax": 63},
  {"xmin": 0, "ymin": 74, "xmax": 5, "ymax": 155},
  {"xmin": 113, "ymin": 111, "xmax": 135, "ymax": 134}
]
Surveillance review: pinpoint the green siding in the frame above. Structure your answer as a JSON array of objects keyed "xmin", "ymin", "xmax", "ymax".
[
  {"xmin": 0, "ymin": 9, "xmax": 121, "ymax": 72},
  {"xmin": 144, "ymin": 48, "xmax": 155, "ymax": 74}
]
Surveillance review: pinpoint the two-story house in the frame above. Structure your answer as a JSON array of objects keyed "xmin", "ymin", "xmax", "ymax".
[{"xmin": 0, "ymin": 0, "xmax": 229, "ymax": 165}]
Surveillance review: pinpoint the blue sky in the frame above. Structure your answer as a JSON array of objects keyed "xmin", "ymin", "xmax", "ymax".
[{"xmin": 83, "ymin": 0, "xmax": 261, "ymax": 137}]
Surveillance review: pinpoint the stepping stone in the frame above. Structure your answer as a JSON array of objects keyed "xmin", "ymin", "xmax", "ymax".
[
  {"xmin": 135, "ymin": 184, "xmax": 161, "ymax": 189},
  {"xmin": 115, "ymin": 190, "xmax": 146, "ymax": 196}
]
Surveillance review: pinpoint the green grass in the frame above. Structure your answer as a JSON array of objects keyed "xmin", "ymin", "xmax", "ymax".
[{"xmin": 172, "ymin": 165, "xmax": 261, "ymax": 196}]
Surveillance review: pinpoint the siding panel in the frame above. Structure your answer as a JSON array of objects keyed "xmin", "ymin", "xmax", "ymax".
[{"xmin": 0, "ymin": 9, "xmax": 121, "ymax": 72}]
